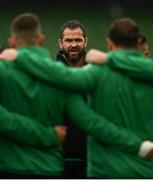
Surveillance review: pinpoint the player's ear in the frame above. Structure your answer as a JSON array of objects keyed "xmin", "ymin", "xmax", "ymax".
[
  {"xmin": 39, "ymin": 35, "xmax": 45, "ymax": 45},
  {"xmin": 8, "ymin": 37, "xmax": 17, "ymax": 48}
]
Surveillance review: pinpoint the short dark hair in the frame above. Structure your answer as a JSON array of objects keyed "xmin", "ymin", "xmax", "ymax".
[
  {"xmin": 59, "ymin": 19, "xmax": 86, "ymax": 39},
  {"xmin": 10, "ymin": 13, "xmax": 41, "ymax": 38},
  {"xmin": 108, "ymin": 18, "xmax": 139, "ymax": 48}
]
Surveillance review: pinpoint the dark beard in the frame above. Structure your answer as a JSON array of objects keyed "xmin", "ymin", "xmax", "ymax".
[{"xmin": 62, "ymin": 49, "xmax": 85, "ymax": 62}]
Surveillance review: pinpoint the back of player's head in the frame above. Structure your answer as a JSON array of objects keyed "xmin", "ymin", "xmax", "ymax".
[
  {"xmin": 10, "ymin": 13, "xmax": 42, "ymax": 45},
  {"xmin": 108, "ymin": 18, "xmax": 139, "ymax": 48}
]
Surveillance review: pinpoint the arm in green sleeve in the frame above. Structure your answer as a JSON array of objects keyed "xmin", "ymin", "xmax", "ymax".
[
  {"xmin": 15, "ymin": 49, "xmax": 100, "ymax": 92},
  {"xmin": 107, "ymin": 51, "xmax": 153, "ymax": 82},
  {"xmin": 0, "ymin": 105, "xmax": 58, "ymax": 147},
  {"xmin": 66, "ymin": 94, "xmax": 142, "ymax": 154}
]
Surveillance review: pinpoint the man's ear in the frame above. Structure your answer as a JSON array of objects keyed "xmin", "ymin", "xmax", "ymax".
[
  {"xmin": 8, "ymin": 37, "xmax": 17, "ymax": 48},
  {"xmin": 84, "ymin": 37, "xmax": 88, "ymax": 48},
  {"xmin": 58, "ymin": 39, "xmax": 63, "ymax": 49},
  {"xmin": 38, "ymin": 35, "xmax": 45, "ymax": 46}
]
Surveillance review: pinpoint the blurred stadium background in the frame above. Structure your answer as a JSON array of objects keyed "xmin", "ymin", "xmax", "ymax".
[{"xmin": 0, "ymin": 0, "xmax": 152, "ymax": 58}]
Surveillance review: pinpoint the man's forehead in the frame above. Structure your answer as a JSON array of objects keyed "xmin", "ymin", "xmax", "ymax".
[{"xmin": 63, "ymin": 28, "xmax": 84, "ymax": 37}]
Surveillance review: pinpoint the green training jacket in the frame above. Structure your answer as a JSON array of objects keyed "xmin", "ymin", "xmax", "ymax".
[
  {"xmin": 14, "ymin": 47, "xmax": 153, "ymax": 178},
  {"xmin": 0, "ymin": 47, "xmax": 144, "ymax": 176},
  {"xmin": 0, "ymin": 47, "xmax": 66, "ymax": 176}
]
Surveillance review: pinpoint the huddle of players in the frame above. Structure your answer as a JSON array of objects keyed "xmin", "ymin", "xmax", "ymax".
[{"xmin": 0, "ymin": 13, "xmax": 153, "ymax": 179}]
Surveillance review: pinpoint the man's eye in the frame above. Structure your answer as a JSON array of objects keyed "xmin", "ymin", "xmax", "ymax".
[
  {"xmin": 65, "ymin": 39, "xmax": 72, "ymax": 43},
  {"xmin": 75, "ymin": 39, "xmax": 82, "ymax": 43}
]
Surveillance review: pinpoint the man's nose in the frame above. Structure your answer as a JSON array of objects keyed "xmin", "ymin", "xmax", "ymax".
[{"xmin": 71, "ymin": 40, "xmax": 78, "ymax": 47}]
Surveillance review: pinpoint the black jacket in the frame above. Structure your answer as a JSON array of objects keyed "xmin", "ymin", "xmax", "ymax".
[{"xmin": 56, "ymin": 50, "xmax": 87, "ymax": 160}]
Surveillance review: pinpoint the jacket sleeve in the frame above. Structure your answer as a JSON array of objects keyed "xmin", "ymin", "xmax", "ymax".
[
  {"xmin": 107, "ymin": 52, "xmax": 153, "ymax": 81},
  {"xmin": 15, "ymin": 50, "xmax": 100, "ymax": 92},
  {"xmin": 0, "ymin": 105, "xmax": 58, "ymax": 147},
  {"xmin": 66, "ymin": 94, "xmax": 142, "ymax": 154}
]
